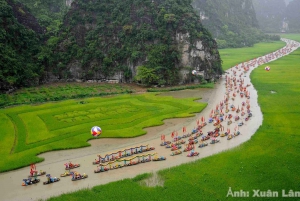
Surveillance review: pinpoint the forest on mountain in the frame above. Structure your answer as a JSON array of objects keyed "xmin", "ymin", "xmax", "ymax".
[
  {"xmin": 285, "ymin": 0, "xmax": 300, "ymax": 32},
  {"xmin": 16, "ymin": 0, "xmax": 68, "ymax": 36},
  {"xmin": 252, "ymin": 0, "xmax": 286, "ymax": 33},
  {"xmin": 253, "ymin": 0, "xmax": 300, "ymax": 33},
  {"xmin": 0, "ymin": 0, "xmax": 284, "ymax": 92},
  {"xmin": 192, "ymin": 0, "xmax": 278, "ymax": 49},
  {"xmin": 0, "ymin": 0, "xmax": 44, "ymax": 92},
  {"xmin": 45, "ymin": 0, "xmax": 222, "ymax": 85}
]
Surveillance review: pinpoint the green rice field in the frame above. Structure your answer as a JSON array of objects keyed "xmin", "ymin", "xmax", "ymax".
[
  {"xmin": 46, "ymin": 36, "xmax": 300, "ymax": 200},
  {"xmin": 0, "ymin": 93, "xmax": 206, "ymax": 172},
  {"xmin": 219, "ymin": 41, "xmax": 286, "ymax": 71}
]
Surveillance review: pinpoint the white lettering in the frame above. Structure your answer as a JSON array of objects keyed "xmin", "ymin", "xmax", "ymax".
[
  {"xmin": 227, "ymin": 187, "xmax": 234, "ymax": 197},
  {"xmin": 288, "ymin": 190, "xmax": 294, "ymax": 197},
  {"xmin": 282, "ymin": 189, "xmax": 288, "ymax": 197},
  {"xmin": 253, "ymin": 189, "xmax": 260, "ymax": 197},
  {"xmin": 240, "ymin": 190, "xmax": 248, "ymax": 197}
]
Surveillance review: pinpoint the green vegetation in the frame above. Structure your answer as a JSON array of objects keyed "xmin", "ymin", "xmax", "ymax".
[
  {"xmin": 0, "ymin": 93, "xmax": 206, "ymax": 172},
  {"xmin": 192, "ymin": 0, "xmax": 280, "ymax": 48},
  {"xmin": 0, "ymin": 83, "xmax": 134, "ymax": 108},
  {"xmin": 147, "ymin": 83, "xmax": 214, "ymax": 92},
  {"xmin": 46, "ymin": 36, "xmax": 300, "ymax": 201},
  {"xmin": 253, "ymin": 0, "xmax": 286, "ymax": 33},
  {"xmin": 48, "ymin": 0, "xmax": 221, "ymax": 84},
  {"xmin": 16, "ymin": 0, "xmax": 68, "ymax": 36},
  {"xmin": 4, "ymin": 0, "xmax": 289, "ymax": 91},
  {"xmin": 285, "ymin": 0, "xmax": 300, "ymax": 33},
  {"xmin": 280, "ymin": 33, "xmax": 300, "ymax": 42},
  {"xmin": 253, "ymin": 0, "xmax": 300, "ymax": 33},
  {"xmin": 1, "ymin": 0, "xmax": 222, "ymax": 91},
  {"xmin": 219, "ymin": 41, "xmax": 286, "ymax": 70},
  {"xmin": 0, "ymin": 0, "xmax": 43, "ymax": 91}
]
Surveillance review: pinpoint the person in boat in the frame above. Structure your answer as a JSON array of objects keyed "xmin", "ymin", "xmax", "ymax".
[
  {"xmin": 191, "ymin": 148, "xmax": 195, "ymax": 155},
  {"xmin": 47, "ymin": 174, "xmax": 51, "ymax": 183},
  {"xmin": 65, "ymin": 163, "xmax": 69, "ymax": 169}
]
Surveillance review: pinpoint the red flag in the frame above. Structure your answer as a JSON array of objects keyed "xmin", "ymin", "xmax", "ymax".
[{"xmin": 171, "ymin": 132, "xmax": 174, "ymax": 138}]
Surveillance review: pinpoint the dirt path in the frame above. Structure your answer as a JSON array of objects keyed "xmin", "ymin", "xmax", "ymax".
[{"xmin": 1, "ymin": 39, "xmax": 299, "ymax": 201}]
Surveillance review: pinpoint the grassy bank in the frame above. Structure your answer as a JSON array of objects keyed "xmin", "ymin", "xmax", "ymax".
[
  {"xmin": 0, "ymin": 93, "xmax": 206, "ymax": 172},
  {"xmin": 0, "ymin": 82, "xmax": 216, "ymax": 109},
  {"xmin": 0, "ymin": 83, "xmax": 134, "ymax": 108},
  {"xmin": 47, "ymin": 39, "xmax": 300, "ymax": 201},
  {"xmin": 147, "ymin": 83, "xmax": 214, "ymax": 92}
]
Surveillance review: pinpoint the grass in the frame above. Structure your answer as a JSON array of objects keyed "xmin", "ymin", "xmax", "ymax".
[
  {"xmin": 0, "ymin": 82, "xmax": 214, "ymax": 109},
  {"xmin": 219, "ymin": 41, "xmax": 286, "ymax": 71},
  {"xmin": 0, "ymin": 83, "xmax": 134, "ymax": 108},
  {"xmin": 0, "ymin": 93, "xmax": 206, "ymax": 172},
  {"xmin": 147, "ymin": 83, "xmax": 214, "ymax": 92},
  {"xmin": 46, "ymin": 37, "xmax": 300, "ymax": 201},
  {"xmin": 280, "ymin": 33, "xmax": 300, "ymax": 42}
]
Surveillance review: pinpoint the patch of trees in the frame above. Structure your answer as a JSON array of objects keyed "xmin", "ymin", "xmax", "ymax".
[
  {"xmin": 16, "ymin": 0, "xmax": 68, "ymax": 36},
  {"xmin": 0, "ymin": 0, "xmax": 43, "ymax": 92}
]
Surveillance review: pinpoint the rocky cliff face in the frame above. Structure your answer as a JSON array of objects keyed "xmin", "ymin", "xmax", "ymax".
[
  {"xmin": 48, "ymin": 0, "xmax": 222, "ymax": 84},
  {"xmin": 66, "ymin": 0, "xmax": 73, "ymax": 7}
]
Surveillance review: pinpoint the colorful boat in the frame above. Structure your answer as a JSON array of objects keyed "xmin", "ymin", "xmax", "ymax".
[
  {"xmin": 43, "ymin": 174, "xmax": 60, "ymax": 185},
  {"xmin": 170, "ymin": 150, "xmax": 182, "ymax": 156},
  {"xmin": 22, "ymin": 178, "xmax": 40, "ymax": 186}
]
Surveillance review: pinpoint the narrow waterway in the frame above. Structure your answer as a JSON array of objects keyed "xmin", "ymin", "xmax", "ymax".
[{"xmin": 0, "ymin": 38, "xmax": 298, "ymax": 201}]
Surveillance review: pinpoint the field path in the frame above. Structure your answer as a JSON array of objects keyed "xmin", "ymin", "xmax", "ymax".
[{"xmin": 1, "ymin": 39, "xmax": 299, "ymax": 201}]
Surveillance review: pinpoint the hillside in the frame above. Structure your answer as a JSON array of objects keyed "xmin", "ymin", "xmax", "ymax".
[
  {"xmin": 192, "ymin": 0, "xmax": 274, "ymax": 48},
  {"xmin": 253, "ymin": 0, "xmax": 300, "ymax": 33},
  {"xmin": 252, "ymin": 0, "xmax": 287, "ymax": 33},
  {"xmin": 285, "ymin": 0, "xmax": 300, "ymax": 32},
  {"xmin": 0, "ymin": 0, "xmax": 44, "ymax": 92},
  {"xmin": 16, "ymin": 0, "xmax": 69, "ymax": 36},
  {"xmin": 46, "ymin": 0, "xmax": 222, "ymax": 85}
]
